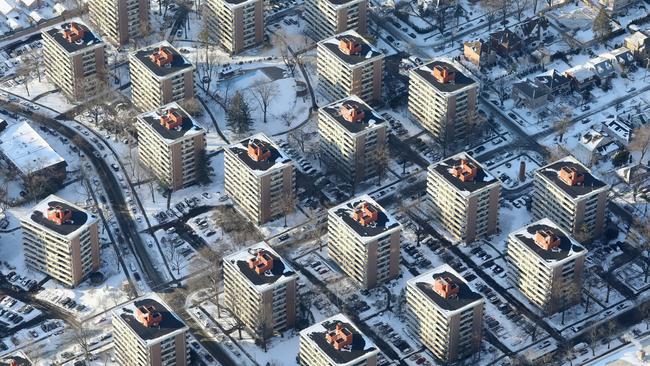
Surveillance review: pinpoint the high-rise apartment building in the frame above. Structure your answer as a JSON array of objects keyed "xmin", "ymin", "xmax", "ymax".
[
  {"xmin": 506, "ymin": 218, "xmax": 587, "ymax": 314},
  {"xmin": 89, "ymin": 0, "xmax": 149, "ymax": 45},
  {"xmin": 223, "ymin": 242, "xmax": 298, "ymax": 338},
  {"xmin": 42, "ymin": 22, "xmax": 107, "ymax": 103},
  {"xmin": 406, "ymin": 265, "xmax": 484, "ymax": 363},
  {"xmin": 427, "ymin": 152, "xmax": 501, "ymax": 244},
  {"xmin": 409, "ymin": 58, "xmax": 479, "ymax": 143},
  {"xmin": 112, "ymin": 296, "xmax": 189, "ymax": 366},
  {"xmin": 129, "ymin": 41, "xmax": 195, "ymax": 112},
  {"xmin": 224, "ymin": 133, "xmax": 295, "ymax": 224},
  {"xmin": 20, "ymin": 195, "xmax": 100, "ymax": 287},
  {"xmin": 318, "ymin": 96, "xmax": 387, "ymax": 186},
  {"xmin": 136, "ymin": 102, "xmax": 206, "ymax": 191},
  {"xmin": 207, "ymin": 0, "xmax": 264, "ymax": 54},
  {"xmin": 532, "ymin": 156, "xmax": 609, "ymax": 241},
  {"xmin": 299, "ymin": 313, "xmax": 378, "ymax": 366},
  {"xmin": 304, "ymin": 0, "xmax": 368, "ymax": 40},
  {"xmin": 328, "ymin": 194, "xmax": 401, "ymax": 289},
  {"xmin": 317, "ymin": 30, "xmax": 383, "ymax": 104}
]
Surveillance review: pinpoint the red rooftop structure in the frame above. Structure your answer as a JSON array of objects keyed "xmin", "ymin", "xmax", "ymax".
[
  {"xmin": 534, "ymin": 230, "xmax": 560, "ymax": 251},
  {"xmin": 338, "ymin": 37, "xmax": 362, "ymax": 56},
  {"xmin": 47, "ymin": 206, "xmax": 72, "ymax": 225},
  {"xmin": 450, "ymin": 159, "xmax": 478, "ymax": 182},
  {"xmin": 432, "ymin": 64, "xmax": 456, "ymax": 84},
  {"xmin": 353, "ymin": 202, "xmax": 379, "ymax": 226},
  {"xmin": 248, "ymin": 250, "xmax": 274, "ymax": 275},
  {"xmin": 433, "ymin": 276, "xmax": 460, "ymax": 299},
  {"xmin": 160, "ymin": 108, "xmax": 183, "ymax": 130},
  {"xmin": 247, "ymin": 140, "xmax": 271, "ymax": 162},
  {"xmin": 326, "ymin": 323, "xmax": 354, "ymax": 351},
  {"xmin": 150, "ymin": 47, "xmax": 174, "ymax": 67},
  {"xmin": 135, "ymin": 305, "xmax": 163, "ymax": 328},
  {"xmin": 340, "ymin": 103, "xmax": 365, "ymax": 123},
  {"xmin": 558, "ymin": 166, "xmax": 584, "ymax": 186},
  {"xmin": 63, "ymin": 22, "xmax": 84, "ymax": 43}
]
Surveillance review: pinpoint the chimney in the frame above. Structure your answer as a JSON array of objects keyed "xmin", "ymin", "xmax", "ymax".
[
  {"xmin": 433, "ymin": 276, "xmax": 460, "ymax": 299},
  {"xmin": 558, "ymin": 166, "xmax": 584, "ymax": 186},
  {"xmin": 450, "ymin": 159, "xmax": 478, "ymax": 182},
  {"xmin": 518, "ymin": 161, "xmax": 526, "ymax": 182},
  {"xmin": 325, "ymin": 322, "xmax": 354, "ymax": 351},
  {"xmin": 534, "ymin": 229, "xmax": 560, "ymax": 251},
  {"xmin": 135, "ymin": 305, "xmax": 163, "ymax": 328},
  {"xmin": 150, "ymin": 46, "xmax": 174, "ymax": 67},
  {"xmin": 352, "ymin": 202, "xmax": 379, "ymax": 226},
  {"xmin": 247, "ymin": 250, "xmax": 274, "ymax": 275},
  {"xmin": 63, "ymin": 22, "xmax": 84, "ymax": 43},
  {"xmin": 247, "ymin": 139, "xmax": 271, "ymax": 162},
  {"xmin": 340, "ymin": 102, "xmax": 365, "ymax": 123},
  {"xmin": 338, "ymin": 37, "xmax": 362, "ymax": 56},
  {"xmin": 159, "ymin": 108, "xmax": 183, "ymax": 130},
  {"xmin": 47, "ymin": 205, "xmax": 72, "ymax": 225},
  {"xmin": 432, "ymin": 64, "xmax": 456, "ymax": 84}
]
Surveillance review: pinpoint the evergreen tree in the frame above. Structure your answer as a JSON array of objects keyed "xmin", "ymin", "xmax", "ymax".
[
  {"xmin": 593, "ymin": 7, "xmax": 612, "ymax": 38},
  {"xmin": 226, "ymin": 91, "xmax": 253, "ymax": 137}
]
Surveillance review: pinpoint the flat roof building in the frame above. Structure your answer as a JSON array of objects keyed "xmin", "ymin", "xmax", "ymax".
[
  {"xmin": 89, "ymin": 0, "xmax": 149, "ymax": 45},
  {"xmin": 304, "ymin": 0, "xmax": 368, "ymax": 40},
  {"xmin": 112, "ymin": 296, "xmax": 189, "ymax": 366},
  {"xmin": 299, "ymin": 313, "xmax": 378, "ymax": 366},
  {"xmin": 42, "ymin": 22, "xmax": 107, "ymax": 103},
  {"xmin": 20, "ymin": 195, "xmax": 99, "ymax": 287},
  {"xmin": 318, "ymin": 96, "xmax": 387, "ymax": 186},
  {"xmin": 532, "ymin": 156, "xmax": 609, "ymax": 241},
  {"xmin": 506, "ymin": 218, "xmax": 587, "ymax": 314},
  {"xmin": 317, "ymin": 30, "xmax": 383, "ymax": 105},
  {"xmin": 409, "ymin": 58, "xmax": 479, "ymax": 143},
  {"xmin": 406, "ymin": 265, "xmax": 484, "ymax": 363},
  {"xmin": 224, "ymin": 133, "xmax": 295, "ymax": 224},
  {"xmin": 328, "ymin": 194, "xmax": 401, "ymax": 289},
  {"xmin": 129, "ymin": 41, "xmax": 195, "ymax": 111},
  {"xmin": 427, "ymin": 152, "xmax": 501, "ymax": 244},
  {"xmin": 223, "ymin": 242, "xmax": 298, "ymax": 339},
  {"xmin": 207, "ymin": 0, "xmax": 264, "ymax": 54},
  {"xmin": 136, "ymin": 102, "xmax": 206, "ymax": 191}
]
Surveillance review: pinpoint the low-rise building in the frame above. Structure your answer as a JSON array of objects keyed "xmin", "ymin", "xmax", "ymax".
[
  {"xmin": 511, "ymin": 79, "xmax": 550, "ymax": 109},
  {"xmin": 207, "ymin": 0, "xmax": 264, "ymax": 54},
  {"xmin": 223, "ymin": 242, "xmax": 298, "ymax": 339},
  {"xmin": 463, "ymin": 39, "xmax": 496, "ymax": 68},
  {"xmin": 406, "ymin": 264, "xmax": 484, "ymax": 363},
  {"xmin": 89, "ymin": 0, "xmax": 149, "ymax": 45},
  {"xmin": 299, "ymin": 313, "xmax": 378, "ymax": 366},
  {"xmin": 328, "ymin": 194, "xmax": 401, "ymax": 289},
  {"xmin": 506, "ymin": 218, "xmax": 587, "ymax": 314},
  {"xmin": 599, "ymin": 0, "xmax": 638, "ymax": 13},
  {"xmin": 304, "ymin": 0, "xmax": 368, "ymax": 40},
  {"xmin": 625, "ymin": 30, "xmax": 650, "ymax": 60},
  {"xmin": 535, "ymin": 69, "xmax": 572, "ymax": 95}
]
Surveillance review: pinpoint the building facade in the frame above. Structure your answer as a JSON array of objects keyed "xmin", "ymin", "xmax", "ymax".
[
  {"xmin": 136, "ymin": 102, "xmax": 206, "ymax": 191},
  {"xmin": 532, "ymin": 156, "xmax": 609, "ymax": 241},
  {"xmin": 89, "ymin": 0, "xmax": 149, "ymax": 45},
  {"xmin": 207, "ymin": 0, "xmax": 264, "ymax": 54},
  {"xmin": 304, "ymin": 0, "xmax": 368, "ymax": 40},
  {"xmin": 223, "ymin": 242, "xmax": 298, "ymax": 339},
  {"xmin": 409, "ymin": 58, "xmax": 479, "ymax": 143},
  {"xmin": 112, "ymin": 296, "xmax": 189, "ymax": 366},
  {"xmin": 427, "ymin": 153, "xmax": 501, "ymax": 244},
  {"xmin": 317, "ymin": 30, "xmax": 383, "ymax": 105},
  {"xmin": 20, "ymin": 195, "xmax": 100, "ymax": 287},
  {"xmin": 318, "ymin": 96, "xmax": 387, "ymax": 187},
  {"xmin": 42, "ymin": 22, "xmax": 107, "ymax": 103},
  {"xmin": 328, "ymin": 195, "xmax": 401, "ymax": 289},
  {"xmin": 129, "ymin": 41, "xmax": 195, "ymax": 111}
]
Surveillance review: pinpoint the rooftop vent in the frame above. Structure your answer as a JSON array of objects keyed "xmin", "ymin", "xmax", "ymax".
[
  {"xmin": 325, "ymin": 322, "xmax": 353, "ymax": 351},
  {"xmin": 432, "ymin": 64, "xmax": 456, "ymax": 84},
  {"xmin": 433, "ymin": 276, "xmax": 459, "ymax": 299},
  {"xmin": 247, "ymin": 250, "xmax": 274, "ymax": 275},
  {"xmin": 558, "ymin": 166, "xmax": 584, "ymax": 186},
  {"xmin": 63, "ymin": 22, "xmax": 84, "ymax": 44},
  {"xmin": 247, "ymin": 139, "xmax": 271, "ymax": 162},
  {"xmin": 150, "ymin": 46, "xmax": 174, "ymax": 68},
  {"xmin": 340, "ymin": 102, "xmax": 365, "ymax": 123},
  {"xmin": 47, "ymin": 205, "xmax": 72, "ymax": 225},
  {"xmin": 159, "ymin": 108, "xmax": 183, "ymax": 130},
  {"xmin": 534, "ymin": 229, "xmax": 560, "ymax": 251},
  {"xmin": 450, "ymin": 158, "xmax": 478, "ymax": 182},
  {"xmin": 352, "ymin": 202, "xmax": 378, "ymax": 226},
  {"xmin": 338, "ymin": 37, "xmax": 362, "ymax": 56},
  {"xmin": 135, "ymin": 305, "xmax": 163, "ymax": 328}
]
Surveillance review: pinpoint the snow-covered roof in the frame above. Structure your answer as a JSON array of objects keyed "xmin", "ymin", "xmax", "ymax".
[
  {"xmin": 508, "ymin": 218, "xmax": 586, "ymax": 265},
  {"xmin": 137, "ymin": 102, "xmax": 205, "ymax": 144},
  {"xmin": 44, "ymin": 21, "xmax": 103, "ymax": 54},
  {"xmin": 0, "ymin": 0, "xmax": 15, "ymax": 15},
  {"xmin": 112, "ymin": 295, "xmax": 188, "ymax": 346},
  {"xmin": 564, "ymin": 65, "xmax": 596, "ymax": 82},
  {"xmin": 412, "ymin": 58, "xmax": 479, "ymax": 94},
  {"xmin": 226, "ymin": 132, "xmax": 293, "ymax": 177},
  {"xmin": 602, "ymin": 118, "xmax": 632, "ymax": 142},
  {"xmin": 7, "ymin": 18, "xmax": 21, "ymax": 30},
  {"xmin": 320, "ymin": 95, "xmax": 386, "ymax": 136},
  {"xmin": 52, "ymin": 2, "xmax": 66, "ymax": 15},
  {"xmin": 21, "ymin": 194, "xmax": 97, "ymax": 240},
  {"xmin": 535, "ymin": 156, "xmax": 608, "ymax": 200},
  {"xmin": 20, "ymin": 0, "xmax": 36, "ymax": 7},
  {"xmin": 28, "ymin": 10, "xmax": 41, "ymax": 22},
  {"xmin": 0, "ymin": 120, "xmax": 65, "ymax": 176},
  {"xmin": 131, "ymin": 41, "xmax": 194, "ymax": 79},
  {"xmin": 429, "ymin": 152, "xmax": 499, "ymax": 197},
  {"xmin": 328, "ymin": 194, "xmax": 401, "ymax": 242},
  {"xmin": 407, "ymin": 264, "xmax": 483, "ymax": 314},
  {"xmin": 318, "ymin": 30, "xmax": 383, "ymax": 67},
  {"xmin": 223, "ymin": 242, "xmax": 297, "ymax": 293},
  {"xmin": 579, "ymin": 128, "xmax": 609, "ymax": 152}
]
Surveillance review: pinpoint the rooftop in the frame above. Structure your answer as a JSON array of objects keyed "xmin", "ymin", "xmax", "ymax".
[
  {"xmin": 324, "ymin": 0, "xmax": 364, "ymax": 5},
  {"xmin": 113, "ymin": 296, "xmax": 187, "ymax": 344},
  {"xmin": 0, "ymin": 120, "xmax": 66, "ymax": 176},
  {"xmin": 321, "ymin": 96, "xmax": 386, "ymax": 134},
  {"xmin": 319, "ymin": 30, "xmax": 382, "ymax": 66},
  {"xmin": 330, "ymin": 195, "xmax": 400, "ymax": 241},
  {"xmin": 23, "ymin": 195, "xmax": 96, "ymax": 239},
  {"xmin": 536, "ymin": 156, "xmax": 608, "ymax": 199},
  {"xmin": 220, "ymin": 0, "xmax": 259, "ymax": 7},
  {"xmin": 226, "ymin": 133, "xmax": 292, "ymax": 176},
  {"xmin": 44, "ymin": 21, "xmax": 102, "ymax": 54},
  {"xmin": 138, "ymin": 102, "xmax": 205, "ymax": 143},
  {"xmin": 510, "ymin": 218, "xmax": 586, "ymax": 262},
  {"xmin": 301, "ymin": 313, "xmax": 377, "ymax": 365},
  {"xmin": 132, "ymin": 41, "xmax": 193, "ymax": 78},
  {"xmin": 408, "ymin": 264, "xmax": 483, "ymax": 312},
  {"xmin": 413, "ymin": 58, "xmax": 478, "ymax": 93},
  {"xmin": 223, "ymin": 242, "xmax": 297, "ymax": 291},
  {"xmin": 430, "ymin": 152, "xmax": 499, "ymax": 195}
]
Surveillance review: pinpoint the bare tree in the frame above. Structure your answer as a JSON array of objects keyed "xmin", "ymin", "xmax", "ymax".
[
  {"xmin": 250, "ymin": 80, "xmax": 278, "ymax": 125},
  {"xmin": 281, "ymin": 188, "xmax": 295, "ymax": 227},
  {"xmin": 512, "ymin": 0, "xmax": 528, "ymax": 21},
  {"xmin": 165, "ymin": 238, "xmax": 183, "ymax": 276},
  {"xmin": 555, "ymin": 113, "xmax": 572, "ymax": 143},
  {"xmin": 280, "ymin": 111, "xmax": 294, "ymax": 128},
  {"xmin": 630, "ymin": 125, "xmax": 650, "ymax": 165},
  {"xmin": 193, "ymin": 247, "xmax": 223, "ymax": 317},
  {"xmin": 72, "ymin": 322, "xmax": 94, "ymax": 361},
  {"xmin": 375, "ymin": 144, "xmax": 390, "ymax": 186}
]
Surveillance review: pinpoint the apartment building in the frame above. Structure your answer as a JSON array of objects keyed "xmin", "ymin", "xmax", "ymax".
[
  {"xmin": 299, "ymin": 313, "xmax": 378, "ymax": 366},
  {"xmin": 136, "ymin": 102, "xmax": 206, "ymax": 191},
  {"xmin": 20, "ymin": 195, "xmax": 99, "ymax": 287},
  {"xmin": 207, "ymin": 0, "xmax": 264, "ymax": 54},
  {"xmin": 317, "ymin": 30, "xmax": 384, "ymax": 104},
  {"xmin": 506, "ymin": 218, "xmax": 587, "ymax": 314},
  {"xmin": 406, "ymin": 265, "xmax": 484, "ymax": 363},
  {"xmin": 532, "ymin": 156, "xmax": 609, "ymax": 241},
  {"xmin": 129, "ymin": 41, "xmax": 195, "ymax": 111},
  {"xmin": 112, "ymin": 296, "xmax": 189, "ymax": 366},
  {"xmin": 42, "ymin": 22, "xmax": 107, "ymax": 103},
  {"xmin": 304, "ymin": 0, "xmax": 368, "ymax": 40},
  {"xmin": 89, "ymin": 0, "xmax": 149, "ymax": 45},
  {"xmin": 328, "ymin": 194, "xmax": 401, "ymax": 289},
  {"xmin": 427, "ymin": 152, "xmax": 501, "ymax": 244},
  {"xmin": 224, "ymin": 133, "xmax": 295, "ymax": 224},
  {"xmin": 409, "ymin": 58, "xmax": 479, "ymax": 143},
  {"xmin": 318, "ymin": 95, "xmax": 387, "ymax": 186},
  {"xmin": 223, "ymin": 242, "xmax": 298, "ymax": 339}
]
